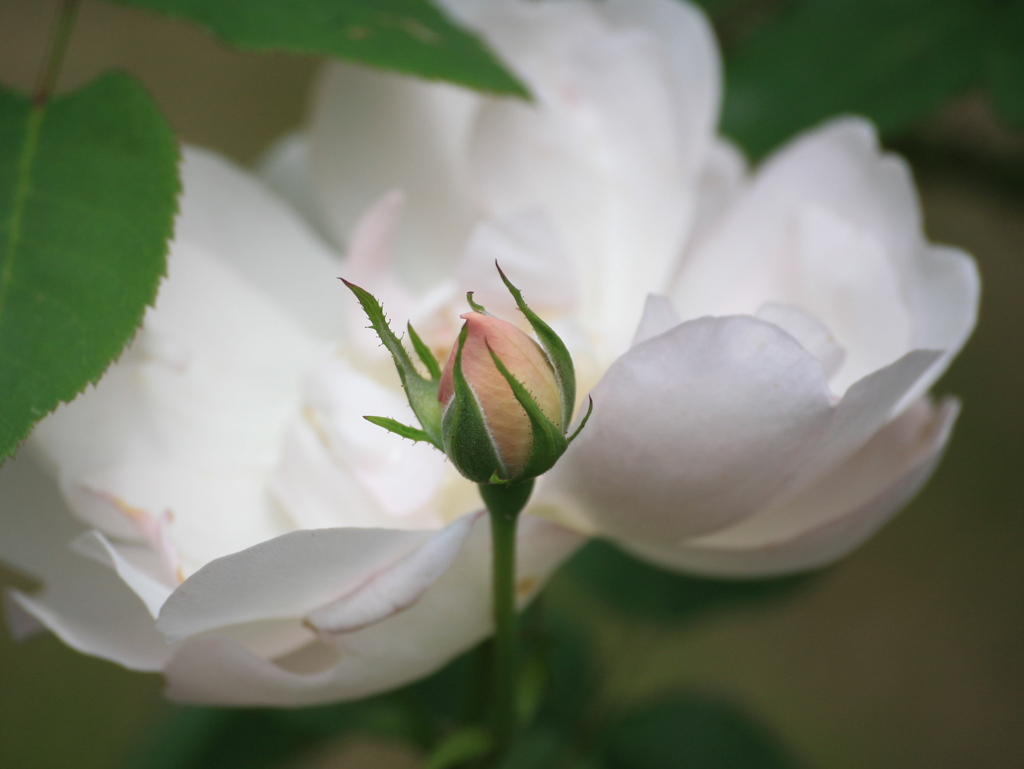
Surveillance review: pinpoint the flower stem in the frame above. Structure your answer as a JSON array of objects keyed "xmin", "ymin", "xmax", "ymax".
[
  {"xmin": 34, "ymin": 0, "xmax": 81, "ymax": 107},
  {"xmin": 479, "ymin": 478, "xmax": 534, "ymax": 756}
]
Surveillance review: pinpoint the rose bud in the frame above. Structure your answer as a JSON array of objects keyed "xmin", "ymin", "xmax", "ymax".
[
  {"xmin": 438, "ymin": 272, "xmax": 591, "ymax": 485},
  {"xmin": 439, "ymin": 311, "xmax": 562, "ymax": 481},
  {"xmin": 344, "ymin": 266, "xmax": 590, "ymax": 487}
]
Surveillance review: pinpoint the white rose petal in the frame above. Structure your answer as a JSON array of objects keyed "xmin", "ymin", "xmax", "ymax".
[{"xmin": 1, "ymin": 0, "xmax": 978, "ymax": 706}]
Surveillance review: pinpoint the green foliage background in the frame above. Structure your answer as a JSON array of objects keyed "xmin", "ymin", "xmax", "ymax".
[{"xmin": 1, "ymin": 0, "xmax": 1023, "ymax": 767}]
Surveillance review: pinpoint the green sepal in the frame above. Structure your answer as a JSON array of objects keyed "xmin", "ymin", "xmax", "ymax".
[
  {"xmin": 406, "ymin": 321, "xmax": 441, "ymax": 380},
  {"xmin": 466, "ymin": 291, "xmax": 487, "ymax": 314},
  {"xmin": 479, "ymin": 478, "xmax": 534, "ymax": 517},
  {"xmin": 441, "ymin": 326, "xmax": 506, "ymax": 484},
  {"xmin": 497, "ymin": 264, "xmax": 577, "ymax": 428},
  {"xmin": 487, "ymin": 343, "xmax": 569, "ymax": 482},
  {"xmin": 363, "ymin": 415, "xmax": 432, "ymax": 444},
  {"xmin": 567, "ymin": 396, "xmax": 594, "ymax": 444},
  {"xmin": 342, "ymin": 280, "xmax": 441, "ymax": 448}
]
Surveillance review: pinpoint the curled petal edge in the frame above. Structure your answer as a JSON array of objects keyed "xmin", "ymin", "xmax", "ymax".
[
  {"xmin": 306, "ymin": 511, "xmax": 480, "ymax": 634},
  {"xmin": 621, "ymin": 396, "xmax": 959, "ymax": 577}
]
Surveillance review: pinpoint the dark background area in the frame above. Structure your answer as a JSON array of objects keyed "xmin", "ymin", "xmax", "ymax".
[{"xmin": 1, "ymin": 1, "xmax": 1022, "ymax": 767}]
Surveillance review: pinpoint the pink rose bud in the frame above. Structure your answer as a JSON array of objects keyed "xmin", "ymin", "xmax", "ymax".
[
  {"xmin": 439, "ymin": 312, "xmax": 563, "ymax": 480},
  {"xmin": 345, "ymin": 265, "xmax": 588, "ymax": 487}
]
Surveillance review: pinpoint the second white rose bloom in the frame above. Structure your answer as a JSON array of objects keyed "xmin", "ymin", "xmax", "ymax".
[{"xmin": 0, "ymin": 0, "xmax": 978, "ymax": 707}]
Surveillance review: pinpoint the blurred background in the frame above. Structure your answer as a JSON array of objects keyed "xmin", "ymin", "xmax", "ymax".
[{"xmin": 1, "ymin": 0, "xmax": 1022, "ymax": 767}]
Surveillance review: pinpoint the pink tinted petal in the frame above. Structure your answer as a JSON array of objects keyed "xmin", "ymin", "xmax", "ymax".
[
  {"xmin": 72, "ymin": 532, "xmax": 173, "ymax": 618},
  {"xmin": 793, "ymin": 204, "xmax": 913, "ymax": 392},
  {"xmin": 900, "ymin": 243, "xmax": 981, "ymax": 404},
  {"xmin": 627, "ymin": 397, "xmax": 959, "ymax": 576},
  {"xmin": 272, "ymin": 418, "xmax": 388, "ymax": 531},
  {"xmin": 256, "ymin": 131, "xmax": 337, "ymax": 244},
  {"xmin": 457, "ymin": 208, "xmax": 578, "ymax": 320},
  {"xmin": 0, "ymin": 453, "xmax": 173, "ymax": 670},
  {"xmin": 276, "ymin": 356, "xmax": 448, "ymax": 528},
  {"xmin": 306, "ymin": 512, "xmax": 480, "ymax": 634},
  {"xmin": 309, "ymin": 62, "xmax": 480, "ymax": 287},
  {"xmin": 175, "ymin": 148, "xmax": 345, "ymax": 341},
  {"xmin": 467, "ymin": 0, "xmax": 719, "ymax": 352},
  {"xmin": 164, "ymin": 635, "xmax": 343, "ymax": 706},
  {"xmin": 784, "ymin": 349, "xmax": 942, "ymax": 495},
  {"xmin": 63, "ymin": 487, "xmax": 181, "ymax": 584},
  {"xmin": 755, "ymin": 303, "xmax": 846, "ymax": 382},
  {"xmin": 163, "ymin": 513, "xmax": 584, "ymax": 706},
  {"xmin": 686, "ymin": 138, "xmax": 748, "ymax": 251},
  {"xmin": 31, "ymin": 243, "xmax": 321, "ymax": 568},
  {"xmin": 0, "ymin": 451, "xmax": 88, "ymax": 581},
  {"xmin": 672, "ymin": 118, "xmax": 922, "ymax": 323},
  {"xmin": 341, "ymin": 191, "xmax": 419, "ymax": 359},
  {"xmin": 551, "ymin": 315, "xmax": 834, "ymax": 542},
  {"xmin": 3, "ymin": 593, "xmax": 45, "ymax": 641},
  {"xmin": 748, "ymin": 118, "xmax": 922, "ymax": 264},
  {"xmin": 156, "ymin": 524, "xmax": 450, "ymax": 642},
  {"xmin": 8, "ymin": 582, "xmax": 171, "ymax": 672},
  {"xmin": 631, "ymin": 294, "xmax": 681, "ymax": 347},
  {"xmin": 599, "ymin": 0, "xmax": 722, "ymax": 170}
]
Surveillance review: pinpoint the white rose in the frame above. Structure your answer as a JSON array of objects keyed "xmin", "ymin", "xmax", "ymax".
[
  {"xmin": 0, "ymin": 0, "xmax": 978, "ymax": 708},
  {"xmin": 293, "ymin": 0, "xmax": 977, "ymax": 572},
  {"xmin": 548, "ymin": 116, "xmax": 978, "ymax": 575},
  {"xmin": 0, "ymin": 145, "xmax": 582, "ymax": 706}
]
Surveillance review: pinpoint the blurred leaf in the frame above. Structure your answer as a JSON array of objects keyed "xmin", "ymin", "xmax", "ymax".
[
  {"xmin": 530, "ymin": 613, "xmax": 598, "ymax": 733},
  {"xmin": 721, "ymin": 0, "xmax": 990, "ymax": 159},
  {"xmin": 406, "ymin": 640, "xmax": 490, "ymax": 730},
  {"xmin": 602, "ymin": 694, "xmax": 801, "ymax": 769},
  {"xmin": 495, "ymin": 726, "xmax": 569, "ymax": 769},
  {"xmin": 277, "ymin": 693, "xmax": 435, "ymax": 748},
  {"xmin": 563, "ymin": 540, "xmax": 811, "ymax": 623},
  {"xmin": 130, "ymin": 644, "xmax": 493, "ymax": 769},
  {"xmin": 985, "ymin": 4, "xmax": 1024, "ymax": 129},
  {"xmin": 987, "ymin": 46, "xmax": 1024, "ymax": 128},
  {"xmin": 425, "ymin": 727, "xmax": 491, "ymax": 769},
  {"xmin": 0, "ymin": 72, "xmax": 178, "ymax": 460},
  {"xmin": 128, "ymin": 707, "xmax": 315, "ymax": 769},
  {"xmin": 123, "ymin": 707, "xmax": 229, "ymax": 769},
  {"xmin": 111, "ymin": 0, "xmax": 528, "ymax": 97},
  {"xmin": 127, "ymin": 695, "xmax": 430, "ymax": 769}
]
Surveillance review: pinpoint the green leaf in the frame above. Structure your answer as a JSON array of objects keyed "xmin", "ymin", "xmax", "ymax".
[
  {"xmin": 987, "ymin": 44, "xmax": 1024, "ymax": 128},
  {"xmin": 494, "ymin": 726, "xmax": 568, "ymax": 769},
  {"xmin": 529, "ymin": 612, "xmax": 599, "ymax": 735},
  {"xmin": 342, "ymin": 279, "xmax": 442, "ymax": 447},
  {"xmin": 498, "ymin": 265, "xmax": 576, "ymax": 428},
  {"xmin": 110, "ymin": 0, "xmax": 529, "ymax": 97},
  {"xmin": 601, "ymin": 694, "xmax": 801, "ymax": 769},
  {"xmin": 721, "ymin": 0, "xmax": 990, "ymax": 159},
  {"xmin": 985, "ymin": 4, "xmax": 1024, "ymax": 129},
  {"xmin": 562, "ymin": 540, "xmax": 812, "ymax": 623},
  {"xmin": 126, "ymin": 695, "xmax": 432, "ymax": 769},
  {"xmin": 404, "ymin": 640, "xmax": 489, "ymax": 729},
  {"xmin": 0, "ymin": 72, "xmax": 179, "ymax": 460}
]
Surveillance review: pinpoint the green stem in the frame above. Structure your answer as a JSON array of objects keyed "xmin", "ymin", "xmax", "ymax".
[
  {"xmin": 479, "ymin": 479, "xmax": 534, "ymax": 757},
  {"xmin": 34, "ymin": 0, "xmax": 81, "ymax": 107},
  {"xmin": 0, "ymin": 0, "xmax": 80, "ymax": 324}
]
